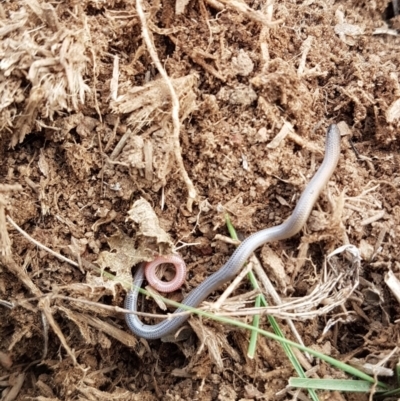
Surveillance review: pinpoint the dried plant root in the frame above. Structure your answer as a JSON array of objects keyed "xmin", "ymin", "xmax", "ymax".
[{"xmin": 135, "ymin": 0, "xmax": 198, "ymax": 211}]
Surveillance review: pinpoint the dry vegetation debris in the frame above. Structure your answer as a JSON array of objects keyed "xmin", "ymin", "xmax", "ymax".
[
  {"xmin": 0, "ymin": 1, "xmax": 91, "ymax": 147},
  {"xmin": 1, "ymin": 0, "xmax": 400, "ymax": 400}
]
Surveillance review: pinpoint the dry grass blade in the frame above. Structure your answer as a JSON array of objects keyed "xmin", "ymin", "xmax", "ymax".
[
  {"xmin": 38, "ymin": 297, "xmax": 78, "ymax": 366},
  {"xmin": 58, "ymin": 306, "xmax": 138, "ymax": 348},
  {"xmin": 0, "ymin": 186, "xmax": 21, "ymax": 256},
  {"xmin": 189, "ymin": 318, "xmax": 240, "ymax": 372}
]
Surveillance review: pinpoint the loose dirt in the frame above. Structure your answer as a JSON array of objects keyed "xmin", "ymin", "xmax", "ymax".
[{"xmin": 1, "ymin": 0, "xmax": 400, "ymax": 400}]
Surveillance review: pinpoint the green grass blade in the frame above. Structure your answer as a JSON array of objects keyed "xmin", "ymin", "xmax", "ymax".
[
  {"xmin": 225, "ymin": 214, "xmax": 320, "ymax": 401},
  {"xmin": 247, "ymin": 293, "xmax": 261, "ymax": 359},
  {"xmin": 289, "ymin": 378, "xmax": 385, "ymax": 392},
  {"xmin": 225, "ymin": 213, "xmax": 239, "ymax": 241},
  {"xmin": 374, "ymin": 387, "xmax": 400, "ymax": 397}
]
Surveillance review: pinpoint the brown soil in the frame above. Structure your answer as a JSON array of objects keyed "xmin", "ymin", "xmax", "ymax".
[{"xmin": 1, "ymin": 0, "xmax": 400, "ymax": 400}]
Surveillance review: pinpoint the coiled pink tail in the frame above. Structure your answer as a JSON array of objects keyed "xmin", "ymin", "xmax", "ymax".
[{"xmin": 144, "ymin": 254, "xmax": 186, "ymax": 293}]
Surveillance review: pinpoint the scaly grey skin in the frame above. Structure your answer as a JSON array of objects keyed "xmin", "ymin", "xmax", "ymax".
[{"xmin": 125, "ymin": 124, "xmax": 341, "ymax": 340}]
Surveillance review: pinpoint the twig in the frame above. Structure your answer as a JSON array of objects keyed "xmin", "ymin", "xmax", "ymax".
[
  {"xmin": 217, "ymin": 0, "xmax": 282, "ymax": 27},
  {"xmin": 168, "ymin": 35, "xmax": 226, "ymax": 81},
  {"xmin": 5, "ymin": 217, "xmax": 85, "ymax": 366},
  {"xmin": 2, "ymin": 373, "xmax": 25, "ymax": 401},
  {"xmin": 259, "ymin": 0, "xmax": 274, "ymax": 66},
  {"xmin": 297, "ymin": 36, "xmax": 313, "ymax": 76},
  {"xmin": 360, "ymin": 210, "xmax": 386, "ymax": 226},
  {"xmin": 40, "ymin": 312, "xmax": 49, "ymax": 360},
  {"xmin": 0, "ymin": 253, "xmax": 42, "ymax": 298},
  {"xmin": 0, "ymin": 300, "xmax": 14, "ymax": 309},
  {"xmin": 57, "ymin": 305, "xmax": 139, "ymax": 348},
  {"xmin": 136, "ymin": 0, "xmax": 197, "ymax": 211},
  {"xmin": 250, "ymin": 254, "xmax": 311, "ymax": 362},
  {"xmin": 214, "ymin": 234, "xmax": 240, "ymax": 246},
  {"xmin": 6, "ymin": 216, "xmax": 79, "ymax": 268},
  {"xmin": 211, "ymin": 258, "xmax": 255, "ymax": 310},
  {"xmin": 38, "ymin": 296, "xmax": 78, "ymax": 366},
  {"xmin": 17, "ymin": 294, "xmax": 193, "ymax": 320}
]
